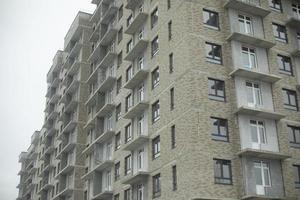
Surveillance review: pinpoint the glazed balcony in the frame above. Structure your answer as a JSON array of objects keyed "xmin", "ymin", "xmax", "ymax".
[
  {"xmin": 100, "ymin": 1, "xmax": 118, "ymax": 25},
  {"xmin": 230, "ymin": 68, "xmax": 281, "ymax": 83},
  {"xmin": 125, "ymin": 8, "xmax": 148, "ymax": 35},
  {"xmin": 124, "ymin": 38, "xmax": 148, "ymax": 61},
  {"xmin": 224, "ymin": 0, "xmax": 270, "ymax": 17}
]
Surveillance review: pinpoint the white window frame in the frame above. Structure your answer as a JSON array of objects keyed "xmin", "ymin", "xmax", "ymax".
[
  {"xmin": 292, "ymin": 3, "xmax": 300, "ymax": 19},
  {"xmin": 138, "ymin": 114, "xmax": 144, "ymax": 136},
  {"xmin": 137, "ymin": 184, "xmax": 144, "ymax": 200},
  {"xmin": 137, "ymin": 148, "xmax": 144, "ymax": 170},
  {"xmin": 242, "ymin": 46, "xmax": 257, "ymax": 69},
  {"xmin": 238, "ymin": 14, "xmax": 253, "ymax": 35},
  {"xmin": 254, "ymin": 161, "xmax": 271, "ymax": 187},
  {"xmin": 246, "ymin": 81, "xmax": 263, "ymax": 108},
  {"xmin": 250, "ymin": 120, "xmax": 267, "ymax": 145}
]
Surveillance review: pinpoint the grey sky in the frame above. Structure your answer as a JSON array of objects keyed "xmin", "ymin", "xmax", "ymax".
[{"xmin": 0, "ymin": 0, "xmax": 95, "ymax": 199}]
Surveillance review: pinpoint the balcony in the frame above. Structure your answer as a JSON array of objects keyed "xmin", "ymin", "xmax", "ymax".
[
  {"xmin": 83, "ymin": 130, "xmax": 115, "ymax": 155},
  {"xmin": 94, "ymin": 159, "xmax": 114, "ymax": 172},
  {"xmin": 125, "ymin": 11, "xmax": 148, "ymax": 35},
  {"xmin": 227, "ymin": 32, "xmax": 275, "ymax": 49},
  {"xmin": 125, "ymin": 0, "xmax": 139, "ymax": 10},
  {"xmin": 90, "ymin": 4, "xmax": 102, "ymax": 23},
  {"xmin": 92, "ymin": 190, "xmax": 113, "ymax": 200},
  {"xmin": 100, "ymin": 22, "xmax": 118, "ymax": 46},
  {"xmin": 69, "ymin": 41, "xmax": 83, "ymax": 59},
  {"xmin": 67, "ymin": 59, "xmax": 81, "ymax": 77},
  {"xmin": 100, "ymin": 2, "xmax": 118, "ymax": 25},
  {"xmin": 54, "ymin": 185, "xmax": 75, "ymax": 199},
  {"xmin": 96, "ymin": 76, "xmax": 116, "ymax": 94},
  {"xmin": 224, "ymin": 0, "xmax": 270, "ymax": 17},
  {"xmin": 48, "ymin": 92, "xmax": 60, "ymax": 105},
  {"xmin": 123, "ymin": 134, "xmax": 149, "ymax": 151},
  {"xmin": 235, "ymin": 106, "xmax": 285, "ymax": 120},
  {"xmin": 64, "ymin": 76, "xmax": 80, "ymax": 96},
  {"xmin": 237, "ymin": 148, "xmax": 290, "ymax": 160},
  {"xmin": 61, "ymin": 117, "xmax": 77, "ymax": 135},
  {"xmin": 286, "ymin": 13, "xmax": 300, "ymax": 29},
  {"xmin": 123, "ymin": 68, "xmax": 149, "ymax": 89},
  {"xmin": 64, "ymin": 95, "xmax": 79, "ymax": 113},
  {"xmin": 90, "ymin": 22, "xmax": 101, "ymax": 42},
  {"xmin": 124, "ymin": 39, "xmax": 148, "ymax": 61},
  {"xmin": 96, "ymin": 102, "xmax": 115, "ymax": 117},
  {"xmin": 229, "ymin": 68, "xmax": 281, "ymax": 83},
  {"xmin": 123, "ymin": 101, "xmax": 149, "ymax": 119},
  {"xmin": 57, "ymin": 139, "xmax": 76, "ymax": 159},
  {"xmin": 122, "ymin": 171, "xmax": 149, "ymax": 185},
  {"xmin": 41, "ymin": 180, "xmax": 54, "ymax": 191}
]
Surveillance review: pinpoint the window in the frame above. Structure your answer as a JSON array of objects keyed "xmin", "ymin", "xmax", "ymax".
[
  {"xmin": 114, "ymin": 162, "xmax": 120, "ymax": 181},
  {"xmin": 152, "ymin": 101, "xmax": 160, "ymax": 123},
  {"xmin": 208, "ymin": 78, "xmax": 225, "ymax": 101},
  {"xmin": 288, "ymin": 126, "xmax": 300, "ymax": 147},
  {"xmin": 205, "ymin": 42, "xmax": 222, "ymax": 64},
  {"xmin": 124, "ymin": 155, "xmax": 132, "ymax": 175},
  {"xmin": 171, "ymin": 125, "xmax": 176, "ymax": 148},
  {"xmin": 246, "ymin": 81, "xmax": 262, "ymax": 107},
  {"xmin": 250, "ymin": 120, "xmax": 266, "ymax": 145},
  {"xmin": 116, "ymin": 77, "xmax": 122, "ymax": 95},
  {"xmin": 153, "ymin": 174, "xmax": 161, "ymax": 197},
  {"xmin": 137, "ymin": 56, "xmax": 144, "ymax": 70},
  {"xmin": 269, "ymin": 0, "xmax": 282, "ymax": 12},
  {"xmin": 127, "ymin": 14, "xmax": 133, "ymax": 27},
  {"xmin": 125, "ymin": 93, "xmax": 133, "ymax": 112},
  {"xmin": 152, "ymin": 136, "xmax": 160, "ymax": 159},
  {"xmin": 117, "ymin": 51, "xmax": 122, "ymax": 68},
  {"xmin": 214, "ymin": 159, "xmax": 232, "ymax": 184},
  {"xmin": 272, "ymin": 23, "xmax": 288, "ymax": 43},
  {"xmin": 114, "ymin": 194, "xmax": 120, "ymax": 200},
  {"xmin": 137, "ymin": 149, "xmax": 144, "ymax": 170},
  {"xmin": 137, "ymin": 184, "xmax": 144, "ymax": 200},
  {"xmin": 118, "ymin": 27, "xmax": 123, "ymax": 44},
  {"xmin": 127, "ymin": 39, "xmax": 133, "ymax": 53},
  {"xmin": 172, "ymin": 165, "xmax": 177, "ymax": 190},
  {"xmin": 115, "ymin": 132, "xmax": 121, "ymax": 150},
  {"xmin": 283, "ymin": 89, "xmax": 298, "ymax": 111},
  {"xmin": 167, "ymin": 0, "xmax": 171, "ymax": 9},
  {"xmin": 152, "ymin": 67, "xmax": 160, "ymax": 89},
  {"xmin": 168, "ymin": 20, "xmax": 172, "ymax": 40},
  {"xmin": 170, "ymin": 88, "xmax": 174, "ymax": 110},
  {"xmin": 169, "ymin": 53, "xmax": 173, "ymax": 73},
  {"xmin": 203, "ymin": 9, "xmax": 219, "ymax": 29},
  {"xmin": 292, "ymin": 3, "xmax": 300, "ymax": 19},
  {"xmin": 277, "ymin": 55, "xmax": 293, "ymax": 75},
  {"xmin": 151, "ymin": 36, "xmax": 159, "ymax": 57},
  {"xmin": 293, "ymin": 165, "xmax": 300, "ymax": 188},
  {"xmin": 137, "ymin": 114, "xmax": 145, "ymax": 135},
  {"xmin": 125, "ymin": 123, "xmax": 132, "ymax": 143},
  {"xmin": 211, "ymin": 117, "xmax": 228, "ymax": 141},
  {"xmin": 254, "ymin": 161, "xmax": 271, "ymax": 187},
  {"xmin": 124, "ymin": 189, "xmax": 131, "ymax": 200},
  {"xmin": 118, "ymin": 5, "xmax": 123, "ymax": 20},
  {"xmin": 151, "ymin": 7, "xmax": 158, "ymax": 28},
  {"xmin": 116, "ymin": 104, "xmax": 121, "ymax": 121},
  {"xmin": 242, "ymin": 46, "xmax": 257, "ymax": 69},
  {"xmin": 238, "ymin": 14, "xmax": 253, "ymax": 34},
  {"xmin": 126, "ymin": 65, "xmax": 133, "ymax": 82},
  {"xmin": 137, "ymin": 84, "xmax": 145, "ymax": 102}
]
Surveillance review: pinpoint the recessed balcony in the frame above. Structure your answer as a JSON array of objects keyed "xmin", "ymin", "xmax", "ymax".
[
  {"xmin": 123, "ymin": 69, "xmax": 149, "ymax": 89},
  {"xmin": 125, "ymin": 0, "xmax": 139, "ymax": 10},
  {"xmin": 237, "ymin": 148, "xmax": 290, "ymax": 160},
  {"xmin": 227, "ymin": 32, "xmax": 275, "ymax": 49},
  {"xmin": 235, "ymin": 106, "xmax": 285, "ymax": 120},
  {"xmin": 100, "ymin": 23, "xmax": 118, "ymax": 46},
  {"xmin": 122, "ymin": 171, "xmax": 149, "ymax": 185},
  {"xmin": 100, "ymin": 2, "xmax": 118, "ymax": 25},
  {"xmin": 229, "ymin": 68, "xmax": 281, "ymax": 83},
  {"xmin": 96, "ymin": 103, "xmax": 115, "ymax": 117},
  {"xmin": 224, "ymin": 0, "xmax": 270, "ymax": 17},
  {"xmin": 125, "ymin": 12, "xmax": 148, "ymax": 35},
  {"xmin": 83, "ymin": 130, "xmax": 115, "ymax": 155},
  {"xmin": 123, "ymin": 134, "xmax": 149, "ymax": 151},
  {"xmin": 94, "ymin": 159, "xmax": 114, "ymax": 172},
  {"xmin": 123, "ymin": 101, "xmax": 149, "ymax": 119},
  {"xmin": 124, "ymin": 39, "xmax": 148, "ymax": 61},
  {"xmin": 92, "ymin": 190, "xmax": 113, "ymax": 200}
]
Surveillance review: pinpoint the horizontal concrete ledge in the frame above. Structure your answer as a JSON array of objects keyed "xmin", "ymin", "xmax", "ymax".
[
  {"xmin": 235, "ymin": 106, "xmax": 285, "ymax": 120},
  {"xmin": 227, "ymin": 32, "xmax": 275, "ymax": 49},
  {"xmin": 241, "ymin": 195, "xmax": 286, "ymax": 200},
  {"xmin": 229, "ymin": 68, "xmax": 281, "ymax": 83},
  {"xmin": 237, "ymin": 148, "xmax": 291, "ymax": 160}
]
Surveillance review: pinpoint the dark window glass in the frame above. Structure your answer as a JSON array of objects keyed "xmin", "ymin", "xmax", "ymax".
[
  {"xmin": 282, "ymin": 89, "xmax": 298, "ymax": 111},
  {"xmin": 152, "ymin": 136, "xmax": 160, "ymax": 159},
  {"xmin": 167, "ymin": 0, "xmax": 171, "ymax": 9},
  {"xmin": 168, "ymin": 20, "xmax": 172, "ymax": 40},
  {"xmin": 293, "ymin": 165, "xmax": 300, "ymax": 188},
  {"xmin": 117, "ymin": 51, "xmax": 122, "ymax": 68},
  {"xmin": 118, "ymin": 27, "xmax": 123, "ymax": 44},
  {"xmin": 151, "ymin": 36, "xmax": 159, "ymax": 57},
  {"xmin": 153, "ymin": 173, "xmax": 161, "ymax": 197},
  {"xmin": 214, "ymin": 159, "xmax": 232, "ymax": 184},
  {"xmin": 272, "ymin": 23, "xmax": 288, "ymax": 43},
  {"xmin": 114, "ymin": 162, "xmax": 120, "ymax": 181},
  {"xmin": 125, "ymin": 123, "xmax": 132, "ymax": 143},
  {"xmin": 125, "ymin": 93, "xmax": 132, "ymax": 112},
  {"xmin": 269, "ymin": 0, "xmax": 282, "ymax": 12},
  {"xmin": 171, "ymin": 125, "xmax": 176, "ymax": 149},
  {"xmin": 211, "ymin": 117, "xmax": 228, "ymax": 141},
  {"xmin": 124, "ymin": 189, "xmax": 131, "ymax": 200},
  {"xmin": 203, "ymin": 9, "xmax": 219, "ymax": 29},
  {"xmin": 152, "ymin": 100, "xmax": 160, "ymax": 123},
  {"xmin": 205, "ymin": 42, "xmax": 222, "ymax": 64},
  {"xmin": 172, "ymin": 165, "xmax": 177, "ymax": 190},
  {"xmin": 116, "ymin": 76, "xmax": 122, "ymax": 94},
  {"xmin": 151, "ymin": 7, "xmax": 158, "ymax": 28},
  {"xmin": 277, "ymin": 54, "xmax": 293, "ymax": 75},
  {"xmin": 288, "ymin": 126, "xmax": 300, "ymax": 147},
  {"xmin": 115, "ymin": 132, "xmax": 121, "ymax": 150},
  {"xmin": 170, "ymin": 88, "xmax": 174, "ymax": 110},
  {"xmin": 118, "ymin": 5, "xmax": 123, "ymax": 20},
  {"xmin": 124, "ymin": 155, "xmax": 132, "ymax": 175},
  {"xmin": 116, "ymin": 104, "xmax": 121, "ymax": 122},
  {"xmin": 169, "ymin": 53, "xmax": 173, "ymax": 73},
  {"xmin": 208, "ymin": 78, "xmax": 225, "ymax": 101},
  {"xmin": 152, "ymin": 67, "xmax": 160, "ymax": 89}
]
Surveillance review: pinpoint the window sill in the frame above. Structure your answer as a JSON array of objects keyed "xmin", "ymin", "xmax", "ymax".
[
  {"xmin": 284, "ymin": 105, "xmax": 298, "ymax": 112},
  {"xmin": 209, "ymin": 95, "xmax": 225, "ymax": 102},
  {"xmin": 204, "ymin": 24, "xmax": 220, "ymax": 31},
  {"xmin": 206, "ymin": 58, "xmax": 222, "ymax": 65},
  {"xmin": 289, "ymin": 143, "xmax": 300, "ymax": 149},
  {"xmin": 279, "ymin": 70, "xmax": 293, "ymax": 76},
  {"xmin": 275, "ymin": 38, "xmax": 288, "ymax": 44}
]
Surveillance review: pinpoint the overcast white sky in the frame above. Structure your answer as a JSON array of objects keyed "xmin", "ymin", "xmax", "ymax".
[{"xmin": 0, "ymin": 0, "xmax": 95, "ymax": 199}]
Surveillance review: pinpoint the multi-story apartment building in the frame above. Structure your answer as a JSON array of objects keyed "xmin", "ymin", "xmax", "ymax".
[{"xmin": 17, "ymin": 0, "xmax": 300, "ymax": 200}]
